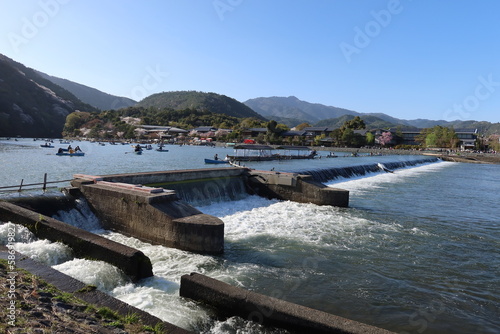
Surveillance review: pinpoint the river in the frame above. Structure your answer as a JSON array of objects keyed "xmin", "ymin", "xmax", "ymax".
[{"xmin": 0, "ymin": 139, "xmax": 499, "ymax": 333}]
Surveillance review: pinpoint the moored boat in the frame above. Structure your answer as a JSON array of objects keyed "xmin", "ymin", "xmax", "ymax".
[
  {"xmin": 228, "ymin": 144, "xmax": 317, "ymax": 161},
  {"xmin": 204, "ymin": 158, "xmax": 229, "ymax": 164}
]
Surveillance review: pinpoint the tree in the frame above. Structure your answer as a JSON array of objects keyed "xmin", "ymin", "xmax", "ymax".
[
  {"xmin": 418, "ymin": 126, "xmax": 458, "ymax": 148},
  {"xmin": 378, "ymin": 131, "xmax": 393, "ymax": 146},
  {"xmin": 366, "ymin": 132, "xmax": 375, "ymax": 145},
  {"xmin": 295, "ymin": 122, "xmax": 310, "ymax": 131},
  {"xmin": 341, "ymin": 116, "xmax": 366, "ymax": 131}
]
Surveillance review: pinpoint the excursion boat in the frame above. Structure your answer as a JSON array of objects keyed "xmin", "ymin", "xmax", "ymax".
[{"xmin": 227, "ymin": 144, "xmax": 317, "ymax": 161}]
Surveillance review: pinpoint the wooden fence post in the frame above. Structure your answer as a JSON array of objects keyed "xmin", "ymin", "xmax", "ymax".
[{"xmin": 42, "ymin": 173, "xmax": 47, "ymax": 192}]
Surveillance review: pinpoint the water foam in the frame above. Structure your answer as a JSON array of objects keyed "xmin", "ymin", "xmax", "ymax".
[
  {"xmin": 0, "ymin": 222, "xmax": 35, "ymax": 244},
  {"xmin": 52, "ymin": 198, "xmax": 103, "ymax": 232},
  {"xmin": 14, "ymin": 240, "xmax": 73, "ymax": 266},
  {"xmin": 53, "ymin": 258, "xmax": 130, "ymax": 291},
  {"xmin": 328, "ymin": 160, "xmax": 454, "ymax": 194}
]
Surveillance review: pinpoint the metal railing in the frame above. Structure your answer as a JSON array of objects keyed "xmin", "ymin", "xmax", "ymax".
[{"xmin": 0, "ymin": 173, "xmax": 73, "ymax": 193}]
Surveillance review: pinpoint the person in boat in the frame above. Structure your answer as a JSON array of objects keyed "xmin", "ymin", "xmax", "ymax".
[
  {"xmin": 214, "ymin": 153, "xmax": 219, "ymax": 161},
  {"xmin": 224, "ymin": 154, "xmax": 230, "ymax": 161},
  {"xmin": 68, "ymin": 145, "xmax": 72, "ymax": 151},
  {"xmin": 134, "ymin": 144, "xmax": 142, "ymax": 152},
  {"xmin": 74, "ymin": 146, "xmax": 81, "ymax": 152},
  {"xmin": 57, "ymin": 148, "xmax": 64, "ymax": 154}
]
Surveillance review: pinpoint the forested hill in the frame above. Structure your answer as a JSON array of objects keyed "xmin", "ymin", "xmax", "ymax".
[
  {"xmin": 136, "ymin": 91, "xmax": 267, "ymax": 121},
  {"xmin": 36, "ymin": 71, "xmax": 137, "ymax": 111},
  {"xmin": 0, "ymin": 54, "xmax": 98, "ymax": 138}
]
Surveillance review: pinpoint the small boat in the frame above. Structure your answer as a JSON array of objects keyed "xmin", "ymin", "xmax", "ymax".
[
  {"xmin": 56, "ymin": 152, "xmax": 85, "ymax": 156},
  {"xmin": 156, "ymin": 148, "xmax": 169, "ymax": 152},
  {"xmin": 204, "ymin": 158, "xmax": 229, "ymax": 164},
  {"xmin": 134, "ymin": 150, "xmax": 143, "ymax": 155},
  {"xmin": 40, "ymin": 143, "xmax": 54, "ymax": 148}
]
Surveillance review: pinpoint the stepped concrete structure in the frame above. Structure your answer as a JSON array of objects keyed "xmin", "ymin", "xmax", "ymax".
[{"xmin": 69, "ymin": 167, "xmax": 349, "ymax": 254}]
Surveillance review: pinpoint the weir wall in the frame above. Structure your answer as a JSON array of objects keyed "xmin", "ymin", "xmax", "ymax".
[
  {"xmin": 0, "ymin": 201, "xmax": 153, "ymax": 281},
  {"xmin": 180, "ymin": 272, "xmax": 394, "ymax": 334},
  {"xmin": 71, "ymin": 178, "xmax": 224, "ymax": 254},
  {"xmin": 247, "ymin": 170, "xmax": 349, "ymax": 207},
  {"xmin": 70, "ymin": 167, "xmax": 349, "ymax": 254}
]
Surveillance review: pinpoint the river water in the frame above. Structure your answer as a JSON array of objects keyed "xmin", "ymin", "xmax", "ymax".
[{"xmin": 0, "ymin": 139, "xmax": 499, "ymax": 334}]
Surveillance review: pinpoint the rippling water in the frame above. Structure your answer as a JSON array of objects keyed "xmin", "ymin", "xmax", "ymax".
[{"xmin": 1, "ymin": 139, "xmax": 499, "ymax": 333}]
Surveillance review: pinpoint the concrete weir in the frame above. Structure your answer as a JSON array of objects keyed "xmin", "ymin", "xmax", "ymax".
[
  {"xmin": 70, "ymin": 167, "xmax": 349, "ymax": 254},
  {"xmin": 180, "ymin": 273, "xmax": 394, "ymax": 334}
]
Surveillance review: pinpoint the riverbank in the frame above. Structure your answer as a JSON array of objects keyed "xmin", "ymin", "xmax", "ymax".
[{"xmin": 0, "ymin": 249, "xmax": 190, "ymax": 334}]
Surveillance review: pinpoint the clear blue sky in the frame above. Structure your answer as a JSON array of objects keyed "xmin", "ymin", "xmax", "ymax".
[{"xmin": 1, "ymin": 0, "xmax": 499, "ymax": 123}]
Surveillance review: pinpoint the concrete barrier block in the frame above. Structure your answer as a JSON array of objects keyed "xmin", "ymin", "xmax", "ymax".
[
  {"xmin": 180, "ymin": 273, "xmax": 395, "ymax": 334},
  {"xmin": 0, "ymin": 201, "xmax": 153, "ymax": 281}
]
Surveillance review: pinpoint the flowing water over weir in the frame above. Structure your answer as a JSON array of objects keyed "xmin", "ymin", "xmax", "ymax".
[
  {"xmin": 291, "ymin": 157, "xmax": 439, "ymax": 182},
  {"xmin": 153, "ymin": 176, "xmax": 249, "ymax": 206}
]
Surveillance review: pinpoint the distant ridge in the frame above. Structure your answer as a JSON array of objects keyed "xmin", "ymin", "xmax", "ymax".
[
  {"xmin": 137, "ymin": 91, "xmax": 267, "ymax": 120},
  {"xmin": 0, "ymin": 54, "xmax": 97, "ymax": 137},
  {"xmin": 244, "ymin": 96, "xmax": 360, "ymax": 124},
  {"xmin": 244, "ymin": 96, "xmax": 500, "ymax": 134},
  {"xmin": 37, "ymin": 71, "xmax": 137, "ymax": 110}
]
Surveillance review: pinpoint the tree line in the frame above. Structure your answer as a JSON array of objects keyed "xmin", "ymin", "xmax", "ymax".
[{"xmin": 63, "ymin": 108, "xmax": 482, "ymax": 149}]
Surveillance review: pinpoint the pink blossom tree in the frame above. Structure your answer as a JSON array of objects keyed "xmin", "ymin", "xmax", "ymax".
[{"xmin": 378, "ymin": 131, "xmax": 393, "ymax": 146}]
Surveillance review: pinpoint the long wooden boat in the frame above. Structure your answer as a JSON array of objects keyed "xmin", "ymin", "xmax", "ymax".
[
  {"xmin": 56, "ymin": 152, "xmax": 85, "ymax": 156},
  {"xmin": 156, "ymin": 148, "xmax": 169, "ymax": 152},
  {"xmin": 204, "ymin": 158, "xmax": 229, "ymax": 164},
  {"xmin": 228, "ymin": 144, "xmax": 317, "ymax": 161}
]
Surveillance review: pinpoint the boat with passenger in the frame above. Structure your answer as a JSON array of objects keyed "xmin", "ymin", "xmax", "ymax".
[{"xmin": 56, "ymin": 152, "xmax": 85, "ymax": 156}]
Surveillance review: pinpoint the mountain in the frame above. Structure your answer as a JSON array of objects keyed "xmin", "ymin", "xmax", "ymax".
[
  {"xmin": 36, "ymin": 71, "xmax": 136, "ymax": 110},
  {"xmin": 315, "ymin": 114, "xmax": 408, "ymax": 129},
  {"xmin": 244, "ymin": 96, "xmax": 361, "ymax": 124},
  {"xmin": 0, "ymin": 54, "xmax": 97, "ymax": 138},
  {"xmin": 137, "ymin": 91, "xmax": 267, "ymax": 120},
  {"xmin": 244, "ymin": 96, "xmax": 500, "ymax": 135}
]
